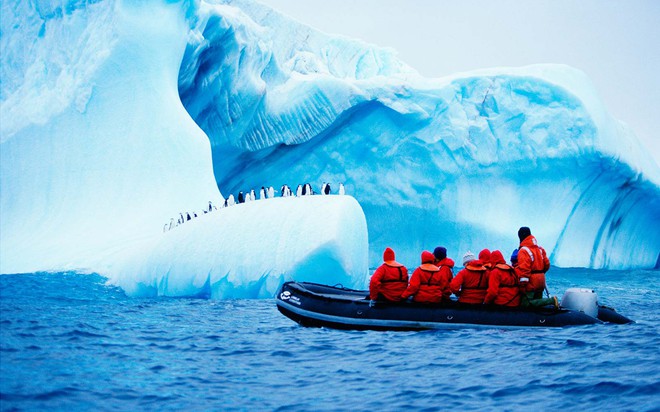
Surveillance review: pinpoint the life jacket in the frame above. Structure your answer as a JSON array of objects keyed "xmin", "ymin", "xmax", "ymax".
[
  {"xmin": 452, "ymin": 262, "xmax": 489, "ymax": 304},
  {"xmin": 406, "ymin": 264, "xmax": 443, "ymax": 303},
  {"xmin": 517, "ymin": 236, "xmax": 550, "ymax": 295},
  {"xmin": 490, "ymin": 263, "xmax": 520, "ymax": 306},
  {"xmin": 369, "ymin": 262, "xmax": 408, "ymax": 301}
]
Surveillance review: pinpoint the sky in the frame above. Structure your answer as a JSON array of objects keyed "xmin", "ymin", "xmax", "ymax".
[{"xmin": 256, "ymin": 0, "xmax": 659, "ymax": 165}]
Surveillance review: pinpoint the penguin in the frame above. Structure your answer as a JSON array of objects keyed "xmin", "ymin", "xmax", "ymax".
[
  {"xmin": 305, "ymin": 183, "xmax": 313, "ymax": 195},
  {"xmin": 260, "ymin": 186, "xmax": 266, "ymax": 200},
  {"xmin": 321, "ymin": 183, "xmax": 327, "ymax": 195},
  {"xmin": 238, "ymin": 191, "xmax": 245, "ymax": 203},
  {"xmin": 250, "ymin": 189, "xmax": 256, "ymax": 201},
  {"xmin": 268, "ymin": 186, "xmax": 275, "ymax": 198},
  {"xmin": 187, "ymin": 213, "xmax": 192, "ymax": 221},
  {"xmin": 324, "ymin": 183, "xmax": 331, "ymax": 195},
  {"xmin": 163, "ymin": 223, "xmax": 168, "ymax": 232},
  {"xmin": 296, "ymin": 184, "xmax": 303, "ymax": 197},
  {"xmin": 339, "ymin": 183, "xmax": 345, "ymax": 195},
  {"xmin": 227, "ymin": 194, "xmax": 236, "ymax": 206},
  {"xmin": 169, "ymin": 218, "xmax": 174, "ymax": 230},
  {"xmin": 224, "ymin": 199, "xmax": 228, "ymax": 208},
  {"xmin": 208, "ymin": 201, "xmax": 213, "ymax": 212},
  {"xmin": 179, "ymin": 212, "xmax": 184, "ymax": 223}
]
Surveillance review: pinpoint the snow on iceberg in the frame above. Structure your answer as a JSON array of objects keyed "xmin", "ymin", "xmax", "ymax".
[
  {"xmin": 110, "ymin": 195, "xmax": 369, "ymax": 298},
  {"xmin": 179, "ymin": 0, "xmax": 660, "ymax": 269}
]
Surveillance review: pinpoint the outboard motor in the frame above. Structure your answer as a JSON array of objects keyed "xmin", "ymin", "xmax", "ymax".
[{"xmin": 561, "ymin": 288, "xmax": 598, "ymax": 319}]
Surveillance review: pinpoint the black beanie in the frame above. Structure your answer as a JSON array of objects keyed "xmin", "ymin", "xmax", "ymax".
[
  {"xmin": 518, "ymin": 227, "xmax": 532, "ymax": 242},
  {"xmin": 433, "ymin": 246, "xmax": 447, "ymax": 261}
]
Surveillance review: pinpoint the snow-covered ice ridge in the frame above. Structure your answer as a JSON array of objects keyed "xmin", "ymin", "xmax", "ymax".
[
  {"xmin": 110, "ymin": 195, "xmax": 369, "ymax": 298},
  {"xmin": 0, "ymin": 0, "xmax": 658, "ymax": 299},
  {"xmin": 180, "ymin": 0, "xmax": 660, "ymax": 269}
]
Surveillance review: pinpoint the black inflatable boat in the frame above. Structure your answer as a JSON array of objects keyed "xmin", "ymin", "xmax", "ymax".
[{"xmin": 276, "ymin": 281, "xmax": 632, "ymax": 331}]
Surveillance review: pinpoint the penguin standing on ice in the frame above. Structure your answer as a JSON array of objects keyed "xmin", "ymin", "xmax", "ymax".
[
  {"xmin": 339, "ymin": 183, "xmax": 345, "ymax": 195},
  {"xmin": 238, "ymin": 191, "xmax": 245, "ymax": 203},
  {"xmin": 296, "ymin": 184, "xmax": 303, "ymax": 197},
  {"xmin": 260, "ymin": 187, "xmax": 266, "ymax": 199},
  {"xmin": 186, "ymin": 213, "xmax": 192, "ymax": 221},
  {"xmin": 324, "ymin": 183, "xmax": 331, "ymax": 195},
  {"xmin": 304, "ymin": 183, "xmax": 313, "ymax": 195},
  {"xmin": 227, "ymin": 194, "xmax": 236, "ymax": 206},
  {"xmin": 179, "ymin": 213, "xmax": 184, "ymax": 223},
  {"xmin": 268, "ymin": 186, "xmax": 275, "ymax": 198},
  {"xmin": 208, "ymin": 201, "xmax": 213, "ymax": 212},
  {"xmin": 249, "ymin": 189, "xmax": 256, "ymax": 201},
  {"xmin": 168, "ymin": 218, "xmax": 174, "ymax": 230},
  {"xmin": 321, "ymin": 183, "xmax": 327, "ymax": 195},
  {"xmin": 163, "ymin": 223, "xmax": 168, "ymax": 232}
]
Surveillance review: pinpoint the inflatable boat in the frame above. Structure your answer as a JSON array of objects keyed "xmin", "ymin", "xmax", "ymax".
[{"xmin": 276, "ymin": 281, "xmax": 633, "ymax": 330}]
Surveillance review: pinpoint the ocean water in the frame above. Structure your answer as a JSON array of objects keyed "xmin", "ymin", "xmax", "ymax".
[{"xmin": 1, "ymin": 268, "xmax": 659, "ymax": 411}]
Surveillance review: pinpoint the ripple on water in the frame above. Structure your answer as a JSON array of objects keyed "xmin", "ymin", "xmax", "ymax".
[{"xmin": 1, "ymin": 271, "xmax": 659, "ymax": 411}]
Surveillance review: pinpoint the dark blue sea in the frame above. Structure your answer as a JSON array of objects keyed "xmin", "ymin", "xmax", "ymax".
[{"xmin": 1, "ymin": 268, "xmax": 659, "ymax": 411}]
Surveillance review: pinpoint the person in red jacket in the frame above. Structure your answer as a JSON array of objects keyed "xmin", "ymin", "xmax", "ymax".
[
  {"xmin": 515, "ymin": 227, "xmax": 558, "ymax": 308},
  {"xmin": 369, "ymin": 247, "xmax": 409, "ymax": 303},
  {"xmin": 401, "ymin": 251, "xmax": 443, "ymax": 303},
  {"xmin": 433, "ymin": 246, "xmax": 455, "ymax": 302},
  {"xmin": 484, "ymin": 250, "xmax": 520, "ymax": 306},
  {"xmin": 450, "ymin": 251, "xmax": 489, "ymax": 304},
  {"xmin": 479, "ymin": 249, "xmax": 493, "ymax": 270}
]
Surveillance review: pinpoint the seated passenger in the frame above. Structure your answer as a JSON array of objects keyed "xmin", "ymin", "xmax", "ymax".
[
  {"xmin": 484, "ymin": 250, "xmax": 520, "ymax": 307},
  {"xmin": 433, "ymin": 246, "xmax": 455, "ymax": 302},
  {"xmin": 369, "ymin": 247, "xmax": 409, "ymax": 302},
  {"xmin": 401, "ymin": 251, "xmax": 443, "ymax": 303},
  {"xmin": 450, "ymin": 251, "xmax": 489, "ymax": 304}
]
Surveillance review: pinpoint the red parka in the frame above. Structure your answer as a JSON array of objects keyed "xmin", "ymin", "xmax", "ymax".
[
  {"xmin": 515, "ymin": 235, "xmax": 550, "ymax": 297},
  {"xmin": 484, "ymin": 250, "xmax": 520, "ymax": 306},
  {"xmin": 369, "ymin": 248, "xmax": 409, "ymax": 301},
  {"xmin": 401, "ymin": 251, "xmax": 443, "ymax": 303},
  {"xmin": 434, "ymin": 257, "xmax": 455, "ymax": 302},
  {"xmin": 450, "ymin": 259, "xmax": 489, "ymax": 304}
]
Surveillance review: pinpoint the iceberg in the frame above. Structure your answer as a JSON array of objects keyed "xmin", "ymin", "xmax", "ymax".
[{"xmin": 1, "ymin": 0, "xmax": 658, "ymax": 298}]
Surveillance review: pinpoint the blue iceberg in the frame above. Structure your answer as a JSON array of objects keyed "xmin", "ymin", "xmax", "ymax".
[{"xmin": 1, "ymin": 0, "xmax": 658, "ymax": 298}]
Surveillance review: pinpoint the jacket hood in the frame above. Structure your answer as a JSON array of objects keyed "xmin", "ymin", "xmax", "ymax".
[
  {"xmin": 437, "ymin": 257, "xmax": 455, "ymax": 268},
  {"xmin": 383, "ymin": 247, "xmax": 396, "ymax": 262},
  {"xmin": 478, "ymin": 249, "xmax": 491, "ymax": 262},
  {"xmin": 421, "ymin": 250, "xmax": 435, "ymax": 264},
  {"xmin": 490, "ymin": 250, "xmax": 506, "ymax": 265},
  {"xmin": 520, "ymin": 235, "xmax": 538, "ymax": 248}
]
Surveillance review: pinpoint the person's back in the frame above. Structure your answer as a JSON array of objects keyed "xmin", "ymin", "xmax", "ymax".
[
  {"xmin": 401, "ymin": 251, "xmax": 443, "ymax": 303},
  {"xmin": 450, "ymin": 251, "xmax": 489, "ymax": 304},
  {"xmin": 514, "ymin": 227, "xmax": 558, "ymax": 308},
  {"xmin": 433, "ymin": 246, "xmax": 455, "ymax": 302},
  {"xmin": 515, "ymin": 227, "xmax": 550, "ymax": 298},
  {"xmin": 369, "ymin": 247, "xmax": 408, "ymax": 302},
  {"xmin": 484, "ymin": 250, "xmax": 520, "ymax": 306}
]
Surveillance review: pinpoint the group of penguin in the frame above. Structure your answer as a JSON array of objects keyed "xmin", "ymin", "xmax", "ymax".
[{"xmin": 163, "ymin": 182, "xmax": 345, "ymax": 232}]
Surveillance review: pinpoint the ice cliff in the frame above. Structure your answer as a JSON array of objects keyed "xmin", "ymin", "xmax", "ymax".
[
  {"xmin": 1, "ymin": 0, "xmax": 658, "ymax": 298},
  {"xmin": 178, "ymin": 0, "xmax": 660, "ymax": 269}
]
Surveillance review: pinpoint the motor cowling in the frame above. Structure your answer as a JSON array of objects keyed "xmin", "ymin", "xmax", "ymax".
[{"xmin": 561, "ymin": 288, "xmax": 598, "ymax": 318}]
